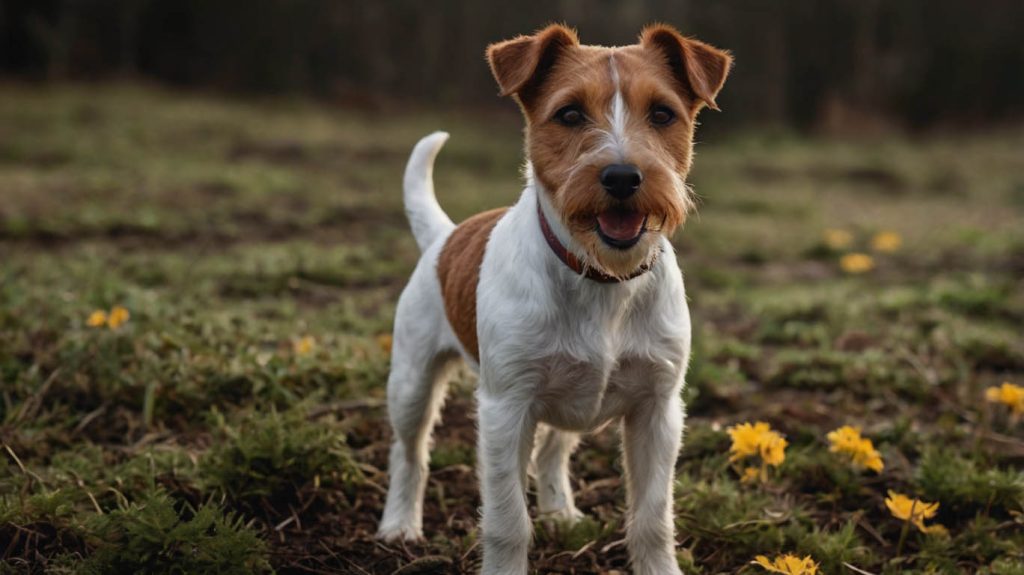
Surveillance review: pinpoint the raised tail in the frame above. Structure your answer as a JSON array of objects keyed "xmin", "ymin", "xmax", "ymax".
[{"xmin": 403, "ymin": 132, "xmax": 455, "ymax": 252}]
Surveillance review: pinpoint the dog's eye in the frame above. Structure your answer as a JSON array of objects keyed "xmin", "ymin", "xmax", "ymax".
[
  {"xmin": 650, "ymin": 105, "xmax": 677, "ymax": 126},
  {"xmin": 554, "ymin": 105, "xmax": 586, "ymax": 127}
]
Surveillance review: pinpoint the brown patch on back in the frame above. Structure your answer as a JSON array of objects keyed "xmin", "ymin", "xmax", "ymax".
[{"xmin": 437, "ymin": 208, "xmax": 508, "ymax": 361}]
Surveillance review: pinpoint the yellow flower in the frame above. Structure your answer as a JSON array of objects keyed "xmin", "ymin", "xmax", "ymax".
[
  {"xmin": 760, "ymin": 433, "xmax": 788, "ymax": 467},
  {"xmin": 752, "ymin": 554, "xmax": 819, "ymax": 574},
  {"xmin": 727, "ymin": 421, "xmax": 772, "ymax": 462},
  {"xmin": 871, "ymin": 231, "xmax": 902, "ymax": 252},
  {"xmin": 827, "ymin": 426, "xmax": 884, "ymax": 472},
  {"xmin": 107, "ymin": 306, "xmax": 130, "ymax": 329},
  {"xmin": 376, "ymin": 333, "xmax": 393, "ymax": 354},
  {"xmin": 293, "ymin": 336, "xmax": 316, "ymax": 356},
  {"xmin": 840, "ymin": 253, "xmax": 874, "ymax": 274},
  {"xmin": 986, "ymin": 382, "xmax": 1024, "ymax": 415},
  {"xmin": 823, "ymin": 229, "xmax": 853, "ymax": 250},
  {"xmin": 727, "ymin": 421, "xmax": 787, "ymax": 473},
  {"xmin": 885, "ymin": 491, "xmax": 945, "ymax": 535},
  {"xmin": 87, "ymin": 306, "xmax": 130, "ymax": 329},
  {"xmin": 87, "ymin": 310, "xmax": 108, "ymax": 327}
]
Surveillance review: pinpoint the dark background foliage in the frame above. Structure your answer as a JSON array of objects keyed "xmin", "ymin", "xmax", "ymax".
[{"xmin": 2, "ymin": 0, "xmax": 1023, "ymax": 132}]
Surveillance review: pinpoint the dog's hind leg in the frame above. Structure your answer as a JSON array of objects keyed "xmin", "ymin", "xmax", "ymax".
[
  {"xmin": 378, "ymin": 259, "xmax": 459, "ymax": 542},
  {"xmin": 531, "ymin": 425, "xmax": 582, "ymax": 524}
]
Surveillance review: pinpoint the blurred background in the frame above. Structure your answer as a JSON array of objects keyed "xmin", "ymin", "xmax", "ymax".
[
  {"xmin": 2, "ymin": 2, "xmax": 1023, "ymax": 574},
  {"xmin": 3, "ymin": 0, "xmax": 1024, "ymax": 134}
]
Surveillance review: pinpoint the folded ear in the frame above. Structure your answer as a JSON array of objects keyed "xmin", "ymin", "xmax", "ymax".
[
  {"xmin": 640, "ymin": 24, "xmax": 733, "ymax": 112},
  {"xmin": 486, "ymin": 24, "xmax": 579, "ymax": 99}
]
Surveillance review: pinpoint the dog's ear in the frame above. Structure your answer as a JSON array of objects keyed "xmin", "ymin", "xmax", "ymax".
[
  {"xmin": 486, "ymin": 24, "xmax": 579, "ymax": 99},
  {"xmin": 640, "ymin": 24, "xmax": 732, "ymax": 113}
]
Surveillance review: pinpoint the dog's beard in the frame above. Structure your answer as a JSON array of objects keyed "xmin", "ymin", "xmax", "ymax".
[
  {"xmin": 557, "ymin": 181, "xmax": 690, "ymax": 278},
  {"xmin": 590, "ymin": 233, "xmax": 661, "ymax": 278},
  {"xmin": 559, "ymin": 211, "xmax": 666, "ymax": 278}
]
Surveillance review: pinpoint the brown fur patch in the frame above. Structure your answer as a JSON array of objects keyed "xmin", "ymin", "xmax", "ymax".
[
  {"xmin": 437, "ymin": 208, "xmax": 508, "ymax": 361},
  {"xmin": 639, "ymin": 24, "xmax": 733, "ymax": 113}
]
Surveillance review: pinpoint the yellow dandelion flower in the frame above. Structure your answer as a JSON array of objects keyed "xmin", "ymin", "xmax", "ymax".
[
  {"xmin": 885, "ymin": 491, "xmax": 944, "ymax": 535},
  {"xmin": 871, "ymin": 231, "xmax": 902, "ymax": 252},
  {"xmin": 760, "ymin": 433, "xmax": 788, "ymax": 467},
  {"xmin": 87, "ymin": 310, "xmax": 108, "ymax": 327},
  {"xmin": 985, "ymin": 382, "xmax": 1024, "ymax": 415},
  {"xmin": 823, "ymin": 229, "xmax": 853, "ymax": 250},
  {"xmin": 886, "ymin": 491, "xmax": 939, "ymax": 521},
  {"xmin": 106, "ymin": 306, "xmax": 130, "ymax": 329},
  {"xmin": 376, "ymin": 333, "xmax": 393, "ymax": 354},
  {"xmin": 293, "ymin": 335, "xmax": 316, "ymax": 356},
  {"xmin": 840, "ymin": 253, "xmax": 874, "ymax": 274},
  {"xmin": 827, "ymin": 426, "xmax": 884, "ymax": 472},
  {"xmin": 727, "ymin": 421, "xmax": 787, "ymax": 481},
  {"xmin": 727, "ymin": 421, "xmax": 773, "ymax": 462},
  {"xmin": 752, "ymin": 554, "xmax": 819, "ymax": 574}
]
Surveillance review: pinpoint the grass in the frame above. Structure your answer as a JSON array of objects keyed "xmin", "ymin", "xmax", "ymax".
[{"xmin": 1, "ymin": 82, "xmax": 1022, "ymax": 574}]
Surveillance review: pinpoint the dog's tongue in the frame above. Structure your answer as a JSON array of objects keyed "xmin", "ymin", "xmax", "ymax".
[{"xmin": 597, "ymin": 210, "xmax": 646, "ymax": 241}]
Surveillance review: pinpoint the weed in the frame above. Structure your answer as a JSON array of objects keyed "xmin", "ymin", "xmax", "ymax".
[
  {"xmin": 82, "ymin": 489, "xmax": 271, "ymax": 574},
  {"xmin": 201, "ymin": 406, "xmax": 362, "ymax": 512}
]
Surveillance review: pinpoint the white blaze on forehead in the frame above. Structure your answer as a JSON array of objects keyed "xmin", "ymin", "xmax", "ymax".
[{"xmin": 604, "ymin": 53, "xmax": 629, "ymax": 160}]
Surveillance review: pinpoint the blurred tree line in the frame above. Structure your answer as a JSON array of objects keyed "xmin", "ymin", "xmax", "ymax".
[{"xmin": 1, "ymin": 0, "xmax": 1022, "ymax": 132}]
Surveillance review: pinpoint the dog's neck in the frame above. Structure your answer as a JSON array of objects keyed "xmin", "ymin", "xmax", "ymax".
[{"xmin": 527, "ymin": 168, "xmax": 659, "ymax": 283}]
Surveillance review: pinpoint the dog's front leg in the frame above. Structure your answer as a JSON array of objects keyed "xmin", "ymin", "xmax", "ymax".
[
  {"xmin": 622, "ymin": 377, "xmax": 684, "ymax": 575},
  {"xmin": 477, "ymin": 386, "xmax": 536, "ymax": 575}
]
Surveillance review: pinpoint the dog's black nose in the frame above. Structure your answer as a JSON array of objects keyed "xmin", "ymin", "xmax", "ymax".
[{"xmin": 599, "ymin": 164, "xmax": 643, "ymax": 199}]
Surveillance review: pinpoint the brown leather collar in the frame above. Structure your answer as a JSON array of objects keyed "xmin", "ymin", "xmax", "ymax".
[{"xmin": 536, "ymin": 200, "xmax": 656, "ymax": 283}]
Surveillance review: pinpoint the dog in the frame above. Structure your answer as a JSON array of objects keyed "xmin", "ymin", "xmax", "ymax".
[{"xmin": 377, "ymin": 24, "xmax": 731, "ymax": 575}]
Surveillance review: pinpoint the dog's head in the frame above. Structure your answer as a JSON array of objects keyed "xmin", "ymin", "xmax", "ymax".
[{"xmin": 487, "ymin": 24, "xmax": 732, "ymax": 278}]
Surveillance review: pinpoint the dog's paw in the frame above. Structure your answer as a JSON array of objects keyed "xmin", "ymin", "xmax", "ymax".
[
  {"xmin": 633, "ymin": 563, "xmax": 683, "ymax": 575},
  {"xmin": 537, "ymin": 505, "xmax": 588, "ymax": 537},
  {"xmin": 376, "ymin": 524, "xmax": 423, "ymax": 544},
  {"xmin": 540, "ymin": 505, "xmax": 584, "ymax": 525}
]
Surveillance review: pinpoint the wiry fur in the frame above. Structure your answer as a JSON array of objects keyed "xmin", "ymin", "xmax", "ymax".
[{"xmin": 378, "ymin": 24, "xmax": 731, "ymax": 575}]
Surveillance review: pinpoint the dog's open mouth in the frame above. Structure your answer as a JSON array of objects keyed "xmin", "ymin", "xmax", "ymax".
[{"xmin": 596, "ymin": 209, "xmax": 647, "ymax": 249}]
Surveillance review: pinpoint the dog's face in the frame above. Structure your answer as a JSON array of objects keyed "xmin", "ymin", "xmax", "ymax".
[{"xmin": 487, "ymin": 25, "xmax": 732, "ymax": 277}]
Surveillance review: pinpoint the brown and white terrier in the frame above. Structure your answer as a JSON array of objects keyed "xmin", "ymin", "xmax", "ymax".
[{"xmin": 378, "ymin": 24, "xmax": 731, "ymax": 575}]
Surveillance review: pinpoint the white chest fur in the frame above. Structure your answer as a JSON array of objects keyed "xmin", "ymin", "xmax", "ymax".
[{"xmin": 474, "ymin": 187, "xmax": 692, "ymax": 431}]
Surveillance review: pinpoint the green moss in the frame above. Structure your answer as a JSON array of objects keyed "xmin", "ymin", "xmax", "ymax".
[
  {"xmin": 430, "ymin": 443, "xmax": 475, "ymax": 469},
  {"xmin": 82, "ymin": 489, "xmax": 271, "ymax": 574},
  {"xmin": 914, "ymin": 448, "xmax": 1024, "ymax": 514},
  {"xmin": 675, "ymin": 475, "xmax": 790, "ymax": 558},
  {"xmin": 767, "ymin": 349, "xmax": 920, "ymax": 395},
  {"xmin": 201, "ymin": 406, "xmax": 361, "ymax": 510},
  {"xmin": 785, "ymin": 521, "xmax": 872, "ymax": 573},
  {"xmin": 950, "ymin": 323, "xmax": 1024, "ymax": 371},
  {"xmin": 981, "ymin": 558, "xmax": 1024, "ymax": 575},
  {"xmin": 534, "ymin": 515, "xmax": 616, "ymax": 551}
]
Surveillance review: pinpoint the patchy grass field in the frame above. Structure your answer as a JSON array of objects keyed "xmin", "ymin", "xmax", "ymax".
[{"xmin": 1, "ymin": 84, "xmax": 1023, "ymax": 574}]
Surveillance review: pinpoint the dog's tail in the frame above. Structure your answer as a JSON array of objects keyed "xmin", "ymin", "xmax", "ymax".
[{"xmin": 403, "ymin": 132, "xmax": 455, "ymax": 252}]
